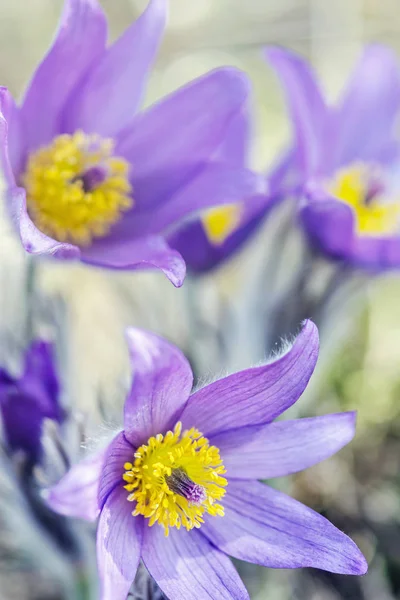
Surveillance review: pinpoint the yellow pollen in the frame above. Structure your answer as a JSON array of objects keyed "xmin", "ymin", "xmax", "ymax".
[
  {"xmin": 22, "ymin": 130, "xmax": 133, "ymax": 245},
  {"xmin": 202, "ymin": 204, "xmax": 242, "ymax": 245},
  {"xmin": 123, "ymin": 422, "xmax": 227, "ymax": 537},
  {"xmin": 330, "ymin": 163, "xmax": 400, "ymax": 237}
]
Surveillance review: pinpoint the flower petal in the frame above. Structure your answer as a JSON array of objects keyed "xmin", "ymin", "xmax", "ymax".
[
  {"xmin": 20, "ymin": 0, "xmax": 107, "ymax": 151},
  {"xmin": 11, "ymin": 188, "xmax": 81, "ymax": 259},
  {"xmin": 98, "ymin": 432, "xmax": 133, "ymax": 510},
  {"xmin": 142, "ymin": 525, "xmax": 249, "ymax": 600},
  {"xmin": 122, "ymin": 328, "xmax": 193, "ymax": 447},
  {"xmin": 46, "ymin": 446, "xmax": 108, "ymax": 521},
  {"xmin": 203, "ymin": 480, "xmax": 367, "ymax": 575},
  {"xmin": 180, "ymin": 320, "xmax": 319, "ymax": 438},
  {"xmin": 334, "ymin": 45, "xmax": 400, "ymax": 167},
  {"xmin": 0, "ymin": 87, "xmax": 24, "ymax": 181},
  {"xmin": 97, "ymin": 487, "xmax": 143, "ymax": 600},
  {"xmin": 81, "ymin": 234, "xmax": 186, "ymax": 285},
  {"xmin": 265, "ymin": 47, "xmax": 328, "ymax": 175},
  {"xmin": 65, "ymin": 0, "xmax": 167, "ymax": 136},
  {"xmin": 213, "ymin": 412, "xmax": 356, "ymax": 479},
  {"xmin": 115, "ymin": 67, "xmax": 251, "ymax": 210}
]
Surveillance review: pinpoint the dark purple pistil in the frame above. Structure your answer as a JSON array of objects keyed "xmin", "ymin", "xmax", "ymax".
[
  {"xmin": 365, "ymin": 176, "xmax": 385, "ymax": 205},
  {"xmin": 165, "ymin": 468, "xmax": 206, "ymax": 505},
  {"xmin": 76, "ymin": 166, "xmax": 107, "ymax": 192}
]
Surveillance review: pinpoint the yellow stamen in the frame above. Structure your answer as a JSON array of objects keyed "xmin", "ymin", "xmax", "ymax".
[
  {"xmin": 123, "ymin": 422, "xmax": 227, "ymax": 537},
  {"xmin": 202, "ymin": 204, "xmax": 242, "ymax": 245},
  {"xmin": 22, "ymin": 131, "xmax": 133, "ymax": 245},
  {"xmin": 330, "ymin": 163, "xmax": 400, "ymax": 236}
]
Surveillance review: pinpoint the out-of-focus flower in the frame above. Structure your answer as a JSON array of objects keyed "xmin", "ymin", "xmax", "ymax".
[
  {"xmin": 48, "ymin": 321, "xmax": 367, "ymax": 600},
  {"xmin": 0, "ymin": 341, "xmax": 62, "ymax": 465},
  {"xmin": 267, "ymin": 46, "xmax": 400, "ymax": 269},
  {"xmin": 169, "ymin": 109, "xmax": 293, "ymax": 273},
  {"xmin": 0, "ymin": 0, "xmax": 259, "ymax": 287}
]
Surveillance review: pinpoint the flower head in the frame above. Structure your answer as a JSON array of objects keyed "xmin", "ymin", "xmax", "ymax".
[
  {"xmin": 0, "ymin": 0, "xmax": 260, "ymax": 286},
  {"xmin": 48, "ymin": 321, "xmax": 367, "ymax": 599},
  {"xmin": 266, "ymin": 45, "xmax": 400, "ymax": 269},
  {"xmin": 0, "ymin": 341, "xmax": 62, "ymax": 465}
]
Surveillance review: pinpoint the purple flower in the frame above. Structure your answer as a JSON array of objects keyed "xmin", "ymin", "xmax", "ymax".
[
  {"xmin": 266, "ymin": 45, "xmax": 400, "ymax": 269},
  {"xmin": 0, "ymin": 341, "xmax": 62, "ymax": 465},
  {"xmin": 0, "ymin": 0, "xmax": 259, "ymax": 287},
  {"xmin": 48, "ymin": 321, "xmax": 366, "ymax": 599}
]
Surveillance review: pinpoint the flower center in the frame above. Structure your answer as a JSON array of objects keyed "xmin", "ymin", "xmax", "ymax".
[
  {"xmin": 330, "ymin": 162, "xmax": 400, "ymax": 237},
  {"xmin": 123, "ymin": 422, "xmax": 227, "ymax": 536},
  {"xmin": 22, "ymin": 131, "xmax": 133, "ymax": 246},
  {"xmin": 202, "ymin": 204, "xmax": 242, "ymax": 245}
]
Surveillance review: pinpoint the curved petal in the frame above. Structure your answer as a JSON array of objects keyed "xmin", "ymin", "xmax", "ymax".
[
  {"xmin": 265, "ymin": 47, "xmax": 328, "ymax": 175},
  {"xmin": 180, "ymin": 320, "xmax": 319, "ymax": 438},
  {"xmin": 19, "ymin": 341, "xmax": 60, "ymax": 419},
  {"xmin": 334, "ymin": 45, "xmax": 400, "ymax": 167},
  {"xmin": 115, "ymin": 67, "xmax": 251, "ymax": 211},
  {"xmin": 98, "ymin": 432, "xmax": 133, "ymax": 510},
  {"xmin": 105, "ymin": 162, "xmax": 266, "ymax": 239},
  {"xmin": 215, "ymin": 108, "xmax": 250, "ymax": 166},
  {"xmin": 212, "ymin": 412, "xmax": 356, "ymax": 479},
  {"xmin": 97, "ymin": 486, "xmax": 143, "ymax": 600},
  {"xmin": 65, "ymin": 0, "xmax": 167, "ymax": 136},
  {"xmin": 46, "ymin": 445, "xmax": 109, "ymax": 521},
  {"xmin": 169, "ymin": 192, "xmax": 271, "ymax": 273},
  {"xmin": 0, "ymin": 87, "xmax": 24, "ymax": 181},
  {"xmin": 20, "ymin": 0, "xmax": 107, "ymax": 151},
  {"xmin": 11, "ymin": 188, "xmax": 81, "ymax": 259},
  {"xmin": 123, "ymin": 328, "xmax": 193, "ymax": 447},
  {"xmin": 81, "ymin": 234, "xmax": 186, "ymax": 285},
  {"xmin": 142, "ymin": 525, "xmax": 249, "ymax": 600},
  {"xmin": 203, "ymin": 480, "xmax": 367, "ymax": 575}
]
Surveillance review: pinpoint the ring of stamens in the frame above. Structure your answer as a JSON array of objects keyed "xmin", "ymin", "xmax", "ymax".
[
  {"xmin": 123, "ymin": 422, "xmax": 227, "ymax": 536},
  {"xmin": 330, "ymin": 162, "xmax": 400, "ymax": 236},
  {"xmin": 22, "ymin": 130, "xmax": 133, "ymax": 245}
]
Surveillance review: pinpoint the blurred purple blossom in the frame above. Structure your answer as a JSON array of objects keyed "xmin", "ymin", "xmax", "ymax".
[
  {"xmin": 267, "ymin": 45, "xmax": 400, "ymax": 269},
  {"xmin": 48, "ymin": 321, "xmax": 366, "ymax": 599}
]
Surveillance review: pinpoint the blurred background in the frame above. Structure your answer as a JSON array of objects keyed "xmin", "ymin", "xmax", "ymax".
[{"xmin": 0, "ymin": 1, "xmax": 399, "ymax": 599}]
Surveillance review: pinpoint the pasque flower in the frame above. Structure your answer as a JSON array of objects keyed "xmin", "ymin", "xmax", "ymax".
[
  {"xmin": 267, "ymin": 45, "xmax": 400, "ymax": 269},
  {"xmin": 48, "ymin": 321, "xmax": 367, "ymax": 599},
  {"xmin": 0, "ymin": 0, "xmax": 260, "ymax": 286},
  {"xmin": 0, "ymin": 341, "xmax": 62, "ymax": 465}
]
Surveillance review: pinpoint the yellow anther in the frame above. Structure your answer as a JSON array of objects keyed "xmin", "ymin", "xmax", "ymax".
[
  {"xmin": 123, "ymin": 422, "xmax": 227, "ymax": 536},
  {"xmin": 330, "ymin": 163, "xmax": 400, "ymax": 237},
  {"xmin": 202, "ymin": 204, "xmax": 242, "ymax": 245},
  {"xmin": 22, "ymin": 130, "xmax": 133, "ymax": 245}
]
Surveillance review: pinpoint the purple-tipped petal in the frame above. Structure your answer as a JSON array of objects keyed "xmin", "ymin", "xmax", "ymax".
[
  {"xmin": 115, "ymin": 67, "xmax": 251, "ymax": 210},
  {"xmin": 0, "ymin": 87, "xmax": 23, "ymax": 181},
  {"xmin": 142, "ymin": 525, "xmax": 249, "ymax": 600},
  {"xmin": 213, "ymin": 412, "xmax": 356, "ymax": 479},
  {"xmin": 215, "ymin": 108, "xmax": 250, "ymax": 166},
  {"xmin": 64, "ymin": 0, "xmax": 167, "ymax": 136},
  {"xmin": 334, "ymin": 45, "xmax": 400, "ymax": 167},
  {"xmin": 180, "ymin": 320, "xmax": 319, "ymax": 438},
  {"xmin": 81, "ymin": 235, "xmax": 185, "ymax": 285},
  {"xmin": 98, "ymin": 432, "xmax": 133, "ymax": 510},
  {"xmin": 12, "ymin": 189, "xmax": 81, "ymax": 259},
  {"xmin": 123, "ymin": 329, "xmax": 193, "ymax": 447},
  {"xmin": 203, "ymin": 481, "xmax": 367, "ymax": 575},
  {"xmin": 20, "ymin": 0, "xmax": 107, "ymax": 151},
  {"xmin": 47, "ymin": 446, "xmax": 108, "ymax": 521},
  {"xmin": 97, "ymin": 487, "xmax": 143, "ymax": 600},
  {"xmin": 265, "ymin": 47, "xmax": 328, "ymax": 175}
]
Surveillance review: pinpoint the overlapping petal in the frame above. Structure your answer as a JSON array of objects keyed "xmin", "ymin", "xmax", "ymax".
[
  {"xmin": 0, "ymin": 86, "xmax": 23, "ymax": 180},
  {"xmin": 65, "ymin": 0, "xmax": 167, "ymax": 136},
  {"xmin": 97, "ymin": 486, "xmax": 143, "ymax": 600},
  {"xmin": 47, "ymin": 446, "xmax": 108, "ymax": 521},
  {"xmin": 213, "ymin": 412, "xmax": 356, "ymax": 479},
  {"xmin": 180, "ymin": 320, "xmax": 319, "ymax": 437},
  {"xmin": 142, "ymin": 525, "xmax": 249, "ymax": 600},
  {"xmin": 20, "ymin": 0, "xmax": 107, "ymax": 150},
  {"xmin": 98, "ymin": 432, "xmax": 133, "ymax": 510},
  {"xmin": 123, "ymin": 329, "xmax": 193, "ymax": 447},
  {"xmin": 203, "ymin": 481, "xmax": 367, "ymax": 575}
]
